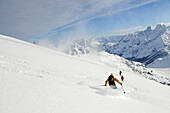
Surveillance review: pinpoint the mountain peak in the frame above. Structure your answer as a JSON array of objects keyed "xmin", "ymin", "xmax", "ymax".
[
  {"xmin": 154, "ymin": 24, "xmax": 166, "ymax": 34},
  {"xmin": 146, "ymin": 26, "xmax": 152, "ymax": 31}
]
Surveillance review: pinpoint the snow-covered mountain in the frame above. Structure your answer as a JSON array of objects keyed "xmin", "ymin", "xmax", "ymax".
[
  {"xmin": 59, "ymin": 24, "xmax": 170, "ymax": 68},
  {"xmin": 1, "ymin": 34, "xmax": 170, "ymax": 113},
  {"xmin": 58, "ymin": 35, "xmax": 122, "ymax": 56},
  {"xmin": 105, "ymin": 24, "xmax": 170, "ymax": 67}
]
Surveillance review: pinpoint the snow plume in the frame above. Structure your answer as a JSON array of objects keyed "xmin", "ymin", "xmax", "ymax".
[
  {"xmin": 54, "ymin": 38, "xmax": 103, "ymax": 55},
  {"xmin": 55, "ymin": 38, "xmax": 76, "ymax": 53},
  {"xmin": 33, "ymin": 39, "xmax": 57, "ymax": 50},
  {"xmin": 161, "ymin": 22, "xmax": 170, "ymax": 26},
  {"xmin": 31, "ymin": 21, "xmax": 95, "ymax": 53}
]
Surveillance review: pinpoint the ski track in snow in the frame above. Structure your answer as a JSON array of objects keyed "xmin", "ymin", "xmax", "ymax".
[
  {"xmin": 0, "ymin": 54, "xmax": 156, "ymax": 105},
  {"xmin": 88, "ymin": 85, "xmax": 156, "ymax": 105},
  {"xmin": 0, "ymin": 55, "xmax": 56, "ymax": 79}
]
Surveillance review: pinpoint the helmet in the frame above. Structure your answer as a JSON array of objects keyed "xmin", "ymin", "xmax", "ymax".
[{"xmin": 110, "ymin": 73, "xmax": 115, "ymax": 78}]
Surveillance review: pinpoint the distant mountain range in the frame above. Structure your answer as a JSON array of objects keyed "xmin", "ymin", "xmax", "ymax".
[
  {"xmin": 104, "ymin": 24, "xmax": 170, "ymax": 68},
  {"xmin": 33, "ymin": 24, "xmax": 170, "ymax": 68}
]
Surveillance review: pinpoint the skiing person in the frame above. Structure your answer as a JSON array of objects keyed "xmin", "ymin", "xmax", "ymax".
[
  {"xmin": 105, "ymin": 73, "xmax": 122, "ymax": 89},
  {"xmin": 119, "ymin": 71, "xmax": 124, "ymax": 81}
]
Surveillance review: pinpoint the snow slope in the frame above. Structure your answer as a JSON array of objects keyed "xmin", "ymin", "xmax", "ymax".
[{"xmin": 0, "ymin": 34, "xmax": 170, "ymax": 113}]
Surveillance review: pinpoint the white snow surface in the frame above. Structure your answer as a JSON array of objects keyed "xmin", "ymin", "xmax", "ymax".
[{"xmin": 0, "ymin": 34, "xmax": 170, "ymax": 113}]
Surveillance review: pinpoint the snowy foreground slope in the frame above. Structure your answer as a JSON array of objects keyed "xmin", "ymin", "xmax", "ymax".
[{"xmin": 0, "ymin": 34, "xmax": 170, "ymax": 113}]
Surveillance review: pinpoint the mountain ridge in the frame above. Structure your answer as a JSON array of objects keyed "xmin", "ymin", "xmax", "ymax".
[{"xmin": 105, "ymin": 24, "xmax": 170, "ymax": 67}]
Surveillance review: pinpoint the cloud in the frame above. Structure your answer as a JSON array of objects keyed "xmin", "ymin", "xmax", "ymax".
[
  {"xmin": 50, "ymin": 0, "xmax": 160, "ymax": 33},
  {"xmin": 0, "ymin": 0, "xmax": 159, "ymax": 40},
  {"xmin": 160, "ymin": 22, "xmax": 170, "ymax": 26},
  {"xmin": 113, "ymin": 26, "xmax": 144, "ymax": 35}
]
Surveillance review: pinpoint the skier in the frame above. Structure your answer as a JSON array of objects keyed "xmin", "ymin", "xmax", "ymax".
[
  {"xmin": 105, "ymin": 73, "xmax": 122, "ymax": 89},
  {"xmin": 119, "ymin": 71, "xmax": 124, "ymax": 81}
]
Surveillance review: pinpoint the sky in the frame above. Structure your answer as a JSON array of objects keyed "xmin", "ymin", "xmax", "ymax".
[{"xmin": 0, "ymin": 0, "xmax": 170, "ymax": 41}]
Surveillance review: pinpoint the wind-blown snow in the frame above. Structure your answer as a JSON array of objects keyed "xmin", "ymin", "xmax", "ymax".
[{"xmin": 0, "ymin": 34, "xmax": 170, "ymax": 113}]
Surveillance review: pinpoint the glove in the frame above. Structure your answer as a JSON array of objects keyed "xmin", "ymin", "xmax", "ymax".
[{"xmin": 121, "ymin": 83, "xmax": 122, "ymax": 85}]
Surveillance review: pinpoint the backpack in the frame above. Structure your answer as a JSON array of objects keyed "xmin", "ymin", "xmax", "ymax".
[{"xmin": 108, "ymin": 75, "xmax": 115, "ymax": 85}]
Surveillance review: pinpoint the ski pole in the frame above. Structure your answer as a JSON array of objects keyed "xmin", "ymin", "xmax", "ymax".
[{"xmin": 121, "ymin": 85, "xmax": 126, "ymax": 93}]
